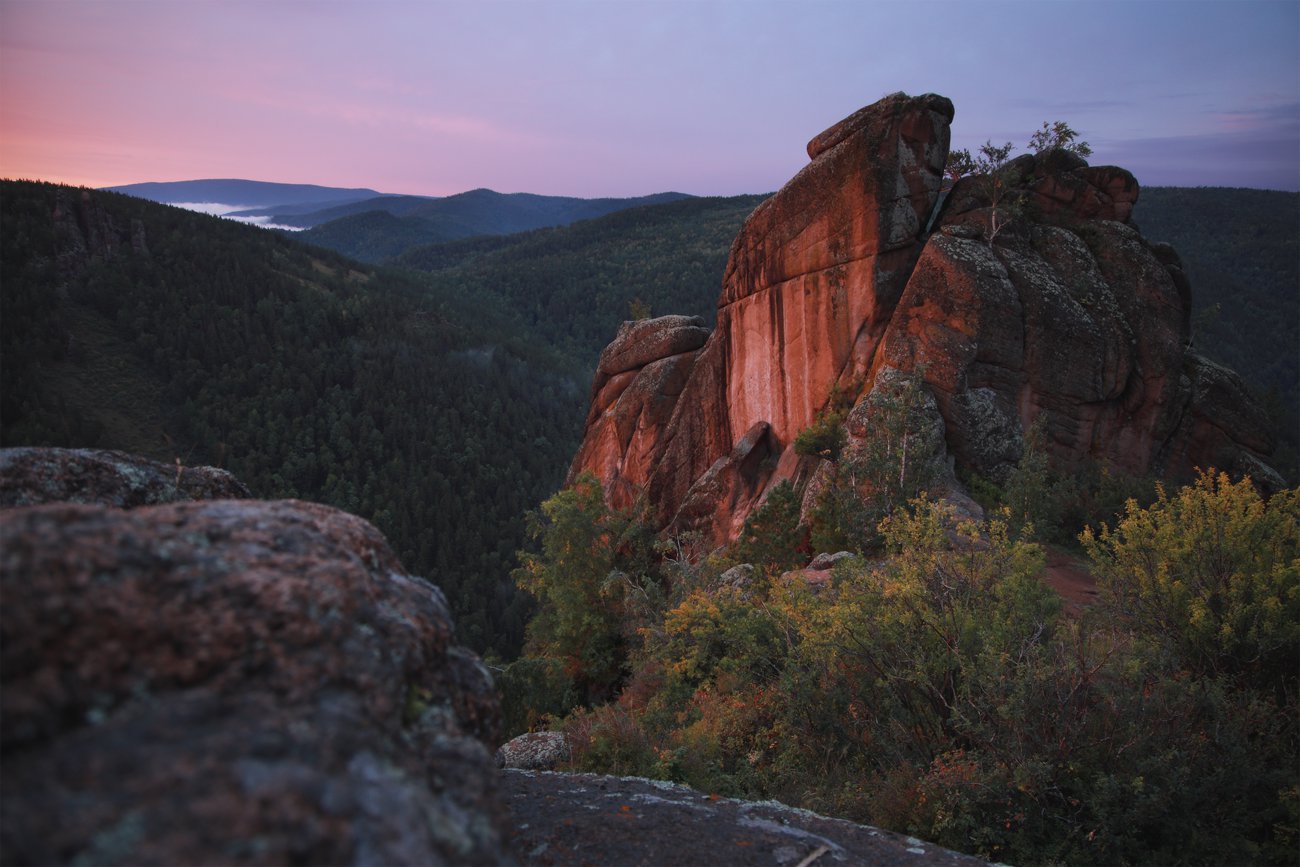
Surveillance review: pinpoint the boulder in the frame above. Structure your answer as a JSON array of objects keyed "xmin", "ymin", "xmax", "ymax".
[
  {"xmin": 497, "ymin": 731, "xmax": 570, "ymax": 771},
  {"xmin": 594, "ymin": 314, "xmax": 710, "ymax": 381},
  {"xmin": 0, "ymin": 451, "xmax": 510, "ymax": 866},
  {"xmin": 808, "ymin": 551, "xmax": 855, "ymax": 571}
]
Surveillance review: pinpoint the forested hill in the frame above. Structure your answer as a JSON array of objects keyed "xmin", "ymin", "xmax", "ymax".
[
  {"xmin": 395, "ymin": 194, "xmax": 768, "ymax": 363},
  {"xmin": 287, "ymin": 188, "xmax": 697, "ymax": 261},
  {"xmin": 1132, "ymin": 187, "xmax": 1299, "ymax": 477},
  {"xmin": 105, "ymin": 178, "xmax": 389, "ymax": 209},
  {"xmin": 0, "ymin": 180, "xmax": 587, "ymax": 655}
]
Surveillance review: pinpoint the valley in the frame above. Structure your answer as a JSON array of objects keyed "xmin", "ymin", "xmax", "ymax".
[{"xmin": 2, "ymin": 99, "xmax": 1296, "ymax": 864}]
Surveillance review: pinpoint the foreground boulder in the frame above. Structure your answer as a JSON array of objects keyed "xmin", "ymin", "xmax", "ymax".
[
  {"xmin": 0, "ymin": 450, "xmax": 508, "ymax": 865},
  {"xmin": 568, "ymin": 92, "xmax": 1281, "ymax": 543},
  {"xmin": 502, "ymin": 770, "xmax": 987, "ymax": 866}
]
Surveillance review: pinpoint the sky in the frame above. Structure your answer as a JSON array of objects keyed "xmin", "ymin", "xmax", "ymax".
[{"xmin": 2, "ymin": 0, "xmax": 1297, "ymax": 197}]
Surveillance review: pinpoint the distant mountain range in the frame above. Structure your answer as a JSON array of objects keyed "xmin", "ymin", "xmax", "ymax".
[
  {"xmin": 104, "ymin": 179, "xmax": 394, "ymax": 210},
  {"xmin": 103, "ymin": 178, "xmax": 695, "ymax": 261}
]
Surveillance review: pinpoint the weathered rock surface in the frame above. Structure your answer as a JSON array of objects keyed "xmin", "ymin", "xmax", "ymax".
[
  {"xmin": 502, "ymin": 770, "xmax": 987, "ymax": 866},
  {"xmin": 0, "ymin": 452, "xmax": 509, "ymax": 866},
  {"xmin": 808, "ymin": 551, "xmax": 855, "ymax": 571},
  {"xmin": 568, "ymin": 92, "xmax": 1280, "ymax": 543},
  {"xmin": 0, "ymin": 446, "xmax": 250, "ymax": 508}
]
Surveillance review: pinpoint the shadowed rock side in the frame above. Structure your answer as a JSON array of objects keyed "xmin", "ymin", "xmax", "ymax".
[
  {"xmin": 0, "ymin": 451, "xmax": 510, "ymax": 865},
  {"xmin": 569, "ymin": 92, "xmax": 1280, "ymax": 543},
  {"xmin": 502, "ymin": 770, "xmax": 988, "ymax": 866},
  {"xmin": 883, "ymin": 154, "xmax": 1280, "ymax": 487}
]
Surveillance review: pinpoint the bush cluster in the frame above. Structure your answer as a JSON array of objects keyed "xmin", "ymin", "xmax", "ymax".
[{"xmin": 508, "ymin": 468, "xmax": 1298, "ymax": 865}]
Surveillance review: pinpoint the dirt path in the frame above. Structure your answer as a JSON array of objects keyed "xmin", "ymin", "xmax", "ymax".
[{"xmin": 1041, "ymin": 546, "xmax": 1100, "ymax": 617}]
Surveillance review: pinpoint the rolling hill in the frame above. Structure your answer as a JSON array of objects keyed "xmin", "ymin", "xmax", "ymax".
[{"xmin": 287, "ymin": 188, "xmax": 696, "ymax": 260}]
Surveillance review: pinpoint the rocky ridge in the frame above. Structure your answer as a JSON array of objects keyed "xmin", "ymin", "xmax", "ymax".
[
  {"xmin": 0, "ymin": 448, "xmax": 509, "ymax": 865},
  {"xmin": 568, "ymin": 92, "xmax": 1280, "ymax": 543}
]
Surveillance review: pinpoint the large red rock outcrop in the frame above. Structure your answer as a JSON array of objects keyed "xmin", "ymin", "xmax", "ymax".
[
  {"xmin": 0, "ymin": 449, "xmax": 511, "ymax": 865},
  {"xmin": 571, "ymin": 92, "xmax": 955, "ymax": 537},
  {"xmin": 568, "ymin": 93, "xmax": 1281, "ymax": 543},
  {"xmin": 881, "ymin": 153, "xmax": 1279, "ymax": 486}
]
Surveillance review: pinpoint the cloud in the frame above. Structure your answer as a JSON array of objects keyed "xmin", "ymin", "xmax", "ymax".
[
  {"xmin": 226, "ymin": 215, "xmax": 305, "ymax": 232},
  {"xmin": 169, "ymin": 202, "xmax": 304, "ymax": 231},
  {"xmin": 1007, "ymin": 97, "xmax": 1137, "ymax": 115},
  {"xmin": 1212, "ymin": 101, "xmax": 1300, "ymax": 135},
  {"xmin": 170, "ymin": 201, "xmax": 253, "ymax": 216},
  {"xmin": 1098, "ymin": 126, "xmax": 1300, "ymax": 191},
  {"xmin": 221, "ymin": 86, "xmax": 544, "ymax": 147}
]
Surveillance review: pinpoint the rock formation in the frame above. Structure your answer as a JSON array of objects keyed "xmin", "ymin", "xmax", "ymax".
[
  {"xmin": 569, "ymin": 92, "xmax": 1281, "ymax": 543},
  {"xmin": 0, "ymin": 449, "xmax": 510, "ymax": 866}
]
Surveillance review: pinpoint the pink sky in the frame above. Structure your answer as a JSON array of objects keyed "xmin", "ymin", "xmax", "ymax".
[{"xmin": 2, "ymin": 0, "xmax": 1297, "ymax": 196}]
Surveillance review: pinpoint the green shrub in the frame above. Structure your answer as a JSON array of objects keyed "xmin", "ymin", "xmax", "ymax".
[
  {"xmin": 793, "ymin": 409, "xmax": 846, "ymax": 460},
  {"xmin": 1083, "ymin": 470, "xmax": 1300, "ymax": 695}
]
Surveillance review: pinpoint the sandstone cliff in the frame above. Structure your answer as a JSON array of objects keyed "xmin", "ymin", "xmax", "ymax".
[{"xmin": 569, "ymin": 92, "xmax": 1280, "ymax": 543}]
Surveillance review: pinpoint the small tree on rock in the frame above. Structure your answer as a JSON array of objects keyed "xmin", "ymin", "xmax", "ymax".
[{"xmin": 1027, "ymin": 120, "xmax": 1092, "ymax": 158}]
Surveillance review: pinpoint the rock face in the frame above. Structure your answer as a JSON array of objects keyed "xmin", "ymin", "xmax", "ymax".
[
  {"xmin": 568, "ymin": 92, "xmax": 1280, "ymax": 542},
  {"xmin": 501, "ymin": 770, "xmax": 988, "ymax": 866},
  {"xmin": 0, "ymin": 450, "xmax": 509, "ymax": 865}
]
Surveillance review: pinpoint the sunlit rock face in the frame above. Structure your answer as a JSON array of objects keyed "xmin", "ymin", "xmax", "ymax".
[
  {"xmin": 568, "ymin": 92, "xmax": 1280, "ymax": 544},
  {"xmin": 566, "ymin": 314, "xmax": 710, "ymax": 512},
  {"xmin": 570, "ymin": 93, "xmax": 954, "ymax": 539}
]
